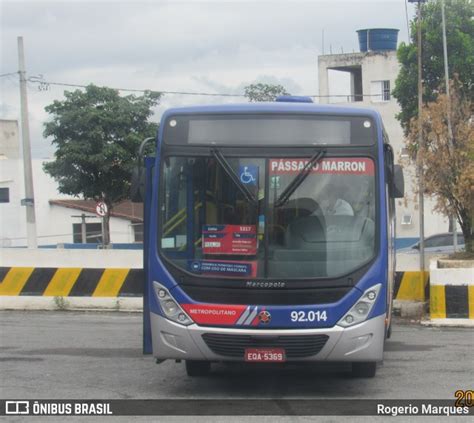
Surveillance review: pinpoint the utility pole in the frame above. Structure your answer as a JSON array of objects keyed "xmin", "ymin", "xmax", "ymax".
[
  {"xmin": 17, "ymin": 36, "xmax": 37, "ymax": 248},
  {"xmin": 409, "ymin": 0, "xmax": 425, "ymax": 277},
  {"xmin": 416, "ymin": 1, "xmax": 425, "ymax": 277},
  {"xmin": 441, "ymin": 0, "xmax": 457, "ymax": 251},
  {"xmin": 81, "ymin": 214, "xmax": 87, "ymax": 244}
]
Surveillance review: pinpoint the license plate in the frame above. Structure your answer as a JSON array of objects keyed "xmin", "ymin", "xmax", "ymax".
[{"xmin": 244, "ymin": 348, "xmax": 286, "ymax": 362}]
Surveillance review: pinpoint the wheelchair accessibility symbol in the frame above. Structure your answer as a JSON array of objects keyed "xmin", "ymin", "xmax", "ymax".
[{"xmin": 239, "ymin": 165, "xmax": 258, "ymax": 185}]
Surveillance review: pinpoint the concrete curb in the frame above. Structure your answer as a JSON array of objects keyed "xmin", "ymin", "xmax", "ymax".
[
  {"xmin": 393, "ymin": 300, "xmax": 427, "ymax": 319},
  {"xmin": 420, "ymin": 318, "xmax": 474, "ymax": 328},
  {"xmin": 0, "ymin": 296, "xmax": 142, "ymax": 312}
]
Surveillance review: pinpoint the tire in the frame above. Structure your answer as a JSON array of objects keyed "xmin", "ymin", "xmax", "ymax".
[
  {"xmin": 352, "ymin": 362, "xmax": 377, "ymax": 378},
  {"xmin": 185, "ymin": 360, "xmax": 211, "ymax": 377}
]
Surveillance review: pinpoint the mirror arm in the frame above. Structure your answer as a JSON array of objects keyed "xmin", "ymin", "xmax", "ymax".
[
  {"xmin": 139, "ymin": 137, "xmax": 155, "ymax": 160},
  {"xmin": 131, "ymin": 137, "xmax": 156, "ymax": 203},
  {"xmin": 137, "ymin": 137, "xmax": 155, "ymax": 179}
]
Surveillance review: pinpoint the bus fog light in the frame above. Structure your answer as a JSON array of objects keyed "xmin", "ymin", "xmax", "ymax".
[
  {"xmin": 163, "ymin": 300, "xmax": 178, "ymax": 315},
  {"xmin": 355, "ymin": 302, "xmax": 370, "ymax": 316},
  {"xmin": 178, "ymin": 313, "xmax": 187, "ymax": 323},
  {"xmin": 338, "ymin": 284, "xmax": 381, "ymax": 328}
]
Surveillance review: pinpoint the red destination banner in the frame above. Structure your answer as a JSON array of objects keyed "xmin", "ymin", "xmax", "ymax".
[{"xmin": 269, "ymin": 158, "xmax": 374, "ymax": 175}]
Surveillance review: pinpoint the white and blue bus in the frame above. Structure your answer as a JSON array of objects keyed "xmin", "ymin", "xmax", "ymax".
[{"xmin": 133, "ymin": 96, "xmax": 404, "ymax": 378}]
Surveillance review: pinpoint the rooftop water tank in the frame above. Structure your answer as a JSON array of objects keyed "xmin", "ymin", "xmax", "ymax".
[
  {"xmin": 275, "ymin": 95, "xmax": 313, "ymax": 103},
  {"xmin": 357, "ymin": 28, "xmax": 399, "ymax": 52}
]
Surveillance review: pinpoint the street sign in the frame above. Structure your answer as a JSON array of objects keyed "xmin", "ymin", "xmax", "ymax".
[
  {"xmin": 95, "ymin": 201, "xmax": 108, "ymax": 217},
  {"xmin": 20, "ymin": 198, "xmax": 34, "ymax": 206}
]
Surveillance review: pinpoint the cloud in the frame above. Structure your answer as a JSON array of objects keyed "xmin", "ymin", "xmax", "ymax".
[{"xmin": 0, "ymin": 0, "xmax": 415, "ymax": 157}]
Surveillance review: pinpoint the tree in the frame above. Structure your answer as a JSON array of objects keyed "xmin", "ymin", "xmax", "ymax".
[
  {"xmin": 392, "ymin": 0, "xmax": 474, "ymax": 135},
  {"xmin": 244, "ymin": 83, "xmax": 289, "ymax": 102},
  {"xmin": 406, "ymin": 78, "xmax": 473, "ymax": 252},
  {"xmin": 43, "ymin": 84, "xmax": 161, "ymax": 245}
]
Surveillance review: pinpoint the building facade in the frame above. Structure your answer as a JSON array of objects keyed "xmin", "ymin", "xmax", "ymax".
[
  {"xmin": 0, "ymin": 119, "xmax": 142, "ymax": 247},
  {"xmin": 318, "ymin": 45, "xmax": 449, "ymax": 242}
]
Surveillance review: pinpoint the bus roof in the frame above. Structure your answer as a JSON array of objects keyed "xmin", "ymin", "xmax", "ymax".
[{"xmin": 161, "ymin": 102, "xmax": 383, "ymax": 123}]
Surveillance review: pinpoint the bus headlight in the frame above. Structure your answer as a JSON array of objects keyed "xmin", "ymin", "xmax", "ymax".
[
  {"xmin": 153, "ymin": 282, "xmax": 193, "ymax": 326},
  {"xmin": 337, "ymin": 284, "xmax": 381, "ymax": 328}
]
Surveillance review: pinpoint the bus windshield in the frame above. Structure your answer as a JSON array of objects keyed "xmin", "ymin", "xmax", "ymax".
[{"xmin": 159, "ymin": 155, "xmax": 376, "ymax": 280}]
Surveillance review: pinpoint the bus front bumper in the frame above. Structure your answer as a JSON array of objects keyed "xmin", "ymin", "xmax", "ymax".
[{"xmin": 150, "ymin": 312, "xmax": 385, "ymax": 362}]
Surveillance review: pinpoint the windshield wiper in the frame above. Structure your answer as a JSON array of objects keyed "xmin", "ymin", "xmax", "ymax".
[
  {"xmin": 274, "ymin": 149, "xmax": 326, "ymax": 208},
  {"xmin": 211, "ymin": 149, "xmax": 258, "ymax": 205}
]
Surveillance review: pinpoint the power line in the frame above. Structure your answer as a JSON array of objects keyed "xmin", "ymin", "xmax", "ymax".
[
  {"xmin": 25, "ymin": 76, "xmax": 389, "ymax": 100},
  {"xmin": 27, "ymin": 77, "xmax": 246, "ymax": 97},
  {"xmin": 0, "ymin": 71, "xmax": 18, "ymax": 78}
]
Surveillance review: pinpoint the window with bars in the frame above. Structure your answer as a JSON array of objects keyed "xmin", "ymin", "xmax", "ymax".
[
  {"xmin": 382, "ymin": 80, "xmax": 391, "ymax": 101},
  {"xmin": 370, "ymin": 80, "xmax": 391, "ymax": 102},
  {"xmin": 72, "ymin": 223, "xmax": 102, "ymax": 243},
  {"xmin": 133, "ymin": 223, "xmax": 143, "ymax": 242}
]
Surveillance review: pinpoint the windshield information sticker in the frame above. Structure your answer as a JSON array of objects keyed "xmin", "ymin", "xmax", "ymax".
[
  {"xmin": 238, "ymin": 165, "xmax": 259, "ymax": 186},
  {"xmin": 269, "ymin": 158, "xmax": 374, "ymax": 175},
  {"xmin": 203, "ymin": 224, "xmax": 257, "ymax": 255},
  {"xmin": 188, "ymin": 259, "xmax": 257, "ymax": 277}
]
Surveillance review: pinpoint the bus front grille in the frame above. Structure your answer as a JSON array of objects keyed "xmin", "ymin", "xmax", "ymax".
[{"xmin": 201, "ymin": 333, "xmax": 329, "ymax": 358}]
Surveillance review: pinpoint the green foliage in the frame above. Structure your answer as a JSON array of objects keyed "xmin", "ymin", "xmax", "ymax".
[
  {"xmin": 43, "ymin": 85, "xmax": 160, "ymax": 206},
  {"xmin": 392, "ymin": 0, "xmax": 474, "ymax": 135},
  {"xmin": 244, "ymin": 83, "xmax": 289, "ymax": 102},
  {"xmin": 406, "ymin": 79, "xmax": 473, "ymax": 252}
]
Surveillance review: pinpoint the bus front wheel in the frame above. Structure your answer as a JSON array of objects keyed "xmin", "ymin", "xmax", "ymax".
[
  {"xmin": 185, "ymin": 360, "xmax": 211, "ymax": 377},
  {"xmin": 352, "ymin": 362, "xmax": 377, "ymax": 378}
]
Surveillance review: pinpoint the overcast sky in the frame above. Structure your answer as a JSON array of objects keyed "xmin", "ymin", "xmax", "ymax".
[{"xmin": 1, "ymin": 0, "xmax": 415, "ymax": 158}]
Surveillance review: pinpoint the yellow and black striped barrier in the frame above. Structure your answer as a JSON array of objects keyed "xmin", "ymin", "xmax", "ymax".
[
  {"xmin": 1, "ymin": 267, "xmax": 429, "ymax": 301},
  {"xmin": 430, "ymin": 284, "xmax": 474, "ymax": 319},
  {"xmin": 0, "ymin": 267, "xmax": 143, "ymax": 297},
  {"xmin": 394, "ymin": 271, "xmax": 429, "ymax": 302}
]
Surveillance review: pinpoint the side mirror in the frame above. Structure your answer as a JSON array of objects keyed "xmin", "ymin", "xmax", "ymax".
[
  {"xmin": 392, "ymin": 164, "xmax": 404, "ymax": 198},
  {"xmin": 130, "ymin": 166, "xmax": 145, "ymax": 203},
  {"xmin": 131, "ymin": 137, "xmax": 155, "ymax": 203}
]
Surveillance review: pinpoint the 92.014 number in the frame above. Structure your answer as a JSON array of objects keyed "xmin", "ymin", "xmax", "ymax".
[{"xmin": 290, "ymin": 310, "xmax": 327, "ymax": 322}]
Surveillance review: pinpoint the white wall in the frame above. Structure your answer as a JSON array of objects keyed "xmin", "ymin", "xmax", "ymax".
[
  {"xmin": 0, "ymin": 119, "xmax": 20, "ymax": 159},
  {"xmin": 1, "ymin": 158, "xmax": 138, "ymax": 246},
  {"xmin": 0, "ymin": 247, "xmax": 428, "ymax": 272},
  {"xmin": 0, "ymin": 247, "xmax": 142, "ymax": 268},
  {"xmin": 0, "ymin": 159, "xmax": 23, "ymax": 247},
  {"xmin": 48, "ymin": 204, "xmax": 136, "ymax": 244}
]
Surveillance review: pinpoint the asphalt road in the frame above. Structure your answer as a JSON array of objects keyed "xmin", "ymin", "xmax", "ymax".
[{"xmin": 1, "ymin": 311, "xmax": 472, "ymax": 402}]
